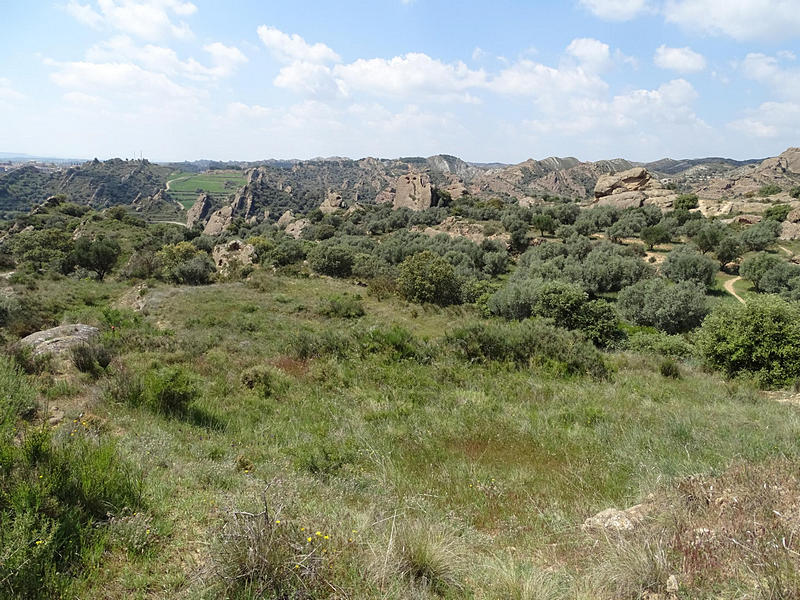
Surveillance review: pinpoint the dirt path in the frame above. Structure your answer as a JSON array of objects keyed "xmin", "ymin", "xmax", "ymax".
[
  {"xmin": 724, "ymin": 276, "xmax": 746, "ymax": 304},
  {"xmin": 778, "ymin": 245, "xmax": 794, "ymax": 257},
  {"xmin": 150, "ymin": 220, "xmax": 188, "ymax": 228}
]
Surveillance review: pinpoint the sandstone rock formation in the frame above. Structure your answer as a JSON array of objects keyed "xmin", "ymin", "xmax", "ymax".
[
  {"xmin": 696, "ymin": 147, "xmax": 800, "ymax": 199},
  {"xmin": 319, "ymin": 190, "xmax": 345, "ymax": 214},
  {"xmin": 277, "ymin": 210, "xmax": 294, "ymax": 228},
  {"xmin": 18, "ymin": 324, "xmax": 100, "ymax": 362},
  {"xmin": 285, "ymin": 218, "xmax": 310, "ymax": 239},
  {"xmin": 393, "ymin": 173, "xmax": 433, "ymax": 211},
  {"xmin": 203, "ymin": 205, "xmax": 233, "ymax": 236},
  {"xmin": 593, "ymin": 167, "xmax": 677, "ymax": 210},
  {"xmin": 212, "ymin": 240, "xmax": 256, "ymax": 275},
  {"xmin": 186, "ymin": 193, "xmax": 213, "ymax": 228}
]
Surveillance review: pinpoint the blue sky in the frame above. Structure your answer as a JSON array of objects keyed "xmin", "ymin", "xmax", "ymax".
[{"xmin": 1, "ymin": 0, "xmax": 799, "ymax": 163}]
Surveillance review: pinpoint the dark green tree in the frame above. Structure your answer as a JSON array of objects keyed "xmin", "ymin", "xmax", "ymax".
[
  {"xmin": 73, "ymin": 236, "xmax": 121, "ymax": 280},
  {"xmin": 397, "ymin": 250, "xmax": 461, "ymax": 305}
]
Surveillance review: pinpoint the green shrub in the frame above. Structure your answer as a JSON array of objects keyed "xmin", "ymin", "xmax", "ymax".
[
  {"xmin": 357, "ymin": 325, "xmax": 431, "ymax": 362},
  {"xmin": 626, "ymin": 331, "xmax": 694, "ymax": 358},
  {"xmin": 103, "ymin": 365, "xmax": 145, "ymax": 407},
  {"xmin": 618, "ymin": 278, "xmax": 708, "ymax": 334},
  {"xmin": 317, "ymin": 294, "xmax": 365, "ymax": 319},
  {"xmin": 307, "ymin": 244, "xmax": 355, "ymax": 278},
  {"xmin": 445, "ymin": 319, "xmax": 607, "ymax": 378},
  {"xmin": 240, "ymin": 365, "xmax": 278, "ymax": 398},
  {"xmin": 739, "ymin": 220, "xmax": 780, "ymax": 252},
  {"xmin": 397, "ymin": 251, "xmax": 462, "ymax": 306},
  {"xmin": 696, "ymin": 295, "xmax": 800, "ymax": 388},
  {"xmin": 143, "ymin": 366, "xmax": 199, "ymax": 416},
  {"xmin": 764, "ymin": 204, "xmax": 792, "ymax": 222},
  {"xmin": 758, "ymin": 184, "xmax": 782, "ymax": 197},
  {"xmin": 0, "ymin": 357, "xmax": 143, "ymax": 598},
  {"xmin": 290, "ymin": 328, "xmax": 353, "ymax": 360},
  {"xmin": 659, "ymin": 358, "xmax": 681, "ymax": 378},
  {"xmin": 674, "ymin": 193, "xmax": 699, "ymax": 211},
  {"xmin": 661, "ymin": 246, "xmax": 718, "ymax": 288},
  {"xmin": 70, "ymin": 341, "xmax": 112, "ymax": 376},
  {"xmin": 791, "ymin": 186, "xmax": 800, "ymax": 199}
]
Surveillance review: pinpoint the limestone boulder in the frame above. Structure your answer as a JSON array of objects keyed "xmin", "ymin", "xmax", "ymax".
[
  {"xmin": 593, "ymin": 167, "xmax": 674, "ymax": 210},
  {"xmin": 203, "ymin": 205, "xmax": 233, "ymax": 236},
  {"xmin": 277, "ymin": 210, "xmax": 294, "ymax": 228},
  {"xmin": 582, "ymin": 501, "xmax": 653, "ymax": 533},
  {"xmin": 18, "ymin": 324, "xmax": 100, "ymax": 361}
]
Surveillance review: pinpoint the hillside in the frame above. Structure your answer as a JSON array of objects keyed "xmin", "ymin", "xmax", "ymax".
[
  {"xmin": 3, "ymin": 189, "xmax": 800, "ymax": 597},
  {"xmin": 0, "ymin": 158, "xmax": 172, "ymax": 214}
]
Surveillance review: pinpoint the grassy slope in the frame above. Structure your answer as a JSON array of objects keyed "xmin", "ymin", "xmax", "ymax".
[{"xmin": 23, "ymin": 272, "xmax": 800, "ymax": 598}]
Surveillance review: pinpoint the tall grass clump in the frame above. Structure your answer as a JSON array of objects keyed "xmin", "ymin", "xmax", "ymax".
[
  {"xmin": 446, "ymin": 318, "xmax": 608, "ymax": 378},
  {"xmin": 0, "ymin": 356, "xmax": 143, "ymax": 598}
]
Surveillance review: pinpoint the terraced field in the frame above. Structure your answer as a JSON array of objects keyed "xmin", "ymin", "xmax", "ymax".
[{"xmin": 166, "ymin": 170, "xmax": 248, "ymax": 209}]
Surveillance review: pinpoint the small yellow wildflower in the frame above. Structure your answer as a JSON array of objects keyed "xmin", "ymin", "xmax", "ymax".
[
  {"xmin": 275, "ymin": 520, "xmax": 281, "ymax": 524},
  {"xmin": 307, "ymin": 537, "xmax": 312, "ymax": 542},
  {"xmin": 315, "ymin": 531, "xmax": 321, "ymax": 536},
  {"xmin": 323, "ymin": 535, "xmax": 329, "ymax": 540}
]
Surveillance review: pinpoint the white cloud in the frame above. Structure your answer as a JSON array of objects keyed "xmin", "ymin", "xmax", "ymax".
[
  {"xmin": 333, "ymin": 53, "xmax": 486, "ymax": 102},
  {"xmin": 654, "ymin": 45, "xmax": 706, "ymax": 73},
  {"xmin": 740, "ymin": 53, "xmax": 800, "ymax": 100},
  {"xmin": 0, "ymin": 78, "xmax": 25, "ymax": 102},
  {"xmin": 491, "ymin": 59, "xmax": 607, "ymax": 99},
  {"xmin": 578, "ymin": 0, "xmax": 649, "ymax": 21},
  {"xmin": 65, "ymin": 0, "xmax": 196, "ymax": 40},
  {"xmin": 274, "ymin": 62, "xmax": 342, "ymax": 97},
  {"xmin": 49, "ymin": 60, "xmax": 199, "ymax": 103},
  {"xmin": 729, "ymin": 101, "xmax": 800, "ymax": 139},
  {"xmin": 664, "ymin": 0, "xmax": 800, "ymax": 41},
  {"xmin": 85, "ymin": 36, "xmax": 246, "ymax": 80},
  {"xmin": 566, "ymin": 38, "xmax": 611, "ymax": 72},
  {"xmin": 257, "ymin": 25, "xmax": 340, "ymax": 64}
]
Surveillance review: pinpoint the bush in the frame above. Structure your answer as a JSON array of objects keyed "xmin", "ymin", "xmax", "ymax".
[
  {"xmin": 618, "ymin": 278, "xmax": 708, "ymax": 333},
  {"xmin": 240, "ymin": 365, "xmax": 278, "ymax": 398},
  {"xmin": 740, "ymin": 252, "xmax": 800, "ymax": 293},
  {"xmin": 696, "ymin": 295, "xmax": 800, "ymax": 388},
  {"xmin": 211, "ymin": 496, "xmax": 333, "ymax": 599},
  {"xmin": 70, "ymin": 341, "xmax": 113, "ymax": 376},
  {"xmin": 172, "ymin": 254, "xmax": 216, "ymax": 285},
  {"xmin": 72, "ymin": 236, "xmax": 121, "ymax": 280},
  {"xmin": 740, "ymin": 220, "xmax": 779, "ymax": 252},
  {"xmin": 626, "ymin": 331, "xmax": 694, "ymax": 358},
  {"xmin": 0, "ymin": 358, "xmax": 143, "ymax": 598},
  {"xmin": 764, "ymin": 204, "xmax": 792, "ymax": 222},
  {"xmin": 758, "ymin": 184, "xmax": 782, "ymax": 197},
  {"xmin": 659, "ymin": 358, "xmax": 681, "ymax": 378},
  {"xmin": 307, "ymin": 244, "xmax": 355, "ymax": 278},
  {"xmin": 317, "ymin": 294, "xmax": 365, "ymax": 319},
  {"xmin": 397, "ymin": 251, "xmax": 461, "ymax": 306},
  {"xmin": 446, "ymin": 319, "xmax": 607, "ymax": 378},
  {"xmin": 143, "ymin": 366, "xmax": 199, "ymax": 416},
  {"xmin": 661, "ymin": 246, "xmax": 718, "ymax": 288},
  {"xmin": 674, "ymin": 193, "xmax": 699, "ymax": 211}
]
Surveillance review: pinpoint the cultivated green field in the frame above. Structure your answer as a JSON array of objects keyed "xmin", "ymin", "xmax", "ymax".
[{"xmin": 166, "ymin": 170, "xmax": 249, "ymax": 210}]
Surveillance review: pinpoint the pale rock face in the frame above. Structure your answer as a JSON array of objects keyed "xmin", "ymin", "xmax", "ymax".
[
  {"xmin": 780, "ymin": 221, "xmax": 800, "ymax": 241},
  {"xmin": 277, "ymin": 210, "xmax": 294, "ymax": 228},
  {"xmin": 212, "ymin": 240, "xmax": 256, "ymax": 275},
  {"xmin": 696, "ymin": 147, "xmax": 800, "ymax": 199},
  {"xmin": 593, "ymin": 167, "xmax": 676, "ymax": 210},
  {"xmin": 203, "ymin": 205, "xmax": 233, "ymax": 236},
  {"xmin": 413, "ymin": 216, "xmax": 511, "ymax": 248},
  {"xmin": 285, "ymin": 218, "xmax": 310, "ymax": 239},
  {"xmin": 186, "ymin": 193, "xmax": 212, "ymax": 228},
  {"xmin": 319, "ymin": 190, "xmax": 345, "ymax": 214},
  {"xmin": 392, "ymin": 173, "xmax": 433, "ymax": 211}
]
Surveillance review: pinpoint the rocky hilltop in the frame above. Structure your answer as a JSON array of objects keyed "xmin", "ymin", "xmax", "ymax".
[{"xmin": 695, "ymin": 148, "xmax": 800, "ymax": 199}]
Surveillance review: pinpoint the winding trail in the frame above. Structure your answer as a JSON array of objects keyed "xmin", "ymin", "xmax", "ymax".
[{"xmin": 724, "ymin": 276, "xmax": 746, "ymax": 304}]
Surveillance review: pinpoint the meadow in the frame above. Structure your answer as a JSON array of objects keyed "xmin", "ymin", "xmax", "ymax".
[{"xmin": 166, "ymin": 170, "xmax": 249, "ymax": 209}]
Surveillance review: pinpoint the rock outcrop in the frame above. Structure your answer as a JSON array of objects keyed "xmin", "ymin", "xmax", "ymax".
[
  {"xmin": 186, "ymin": 193, "xmax": 213, "ymax": 228},
  {"xmin": 696, "ymin": 147, "xmax": 800, "ymax": 199},
  {"xmin": 212, "ymin": 240, "xmax": 256, "ymax": 275},
  {"xmin": 393, "ymin": 173, "xmax": 433, "ymax": 211},
  {"xmin": 593, "ymin": 167, "xmax": 677, "ymax": 210},
  {"xmin": 319, "ymin": 190, "xmax": 345, "ymax": 214},
  {"xmin": 582, "ymin": 500, "xmax": 653, "ymax": 533},
  {"xmin": 18, "ymin": 324, "xmax": 100, "ymax": 361},
  {"xmin": 285, "ymin": 218, "xmax": 310, "ymax": 239},
  {"xmin": 277, "ymin": 210, "xmax": 294, "ymax": 228}
]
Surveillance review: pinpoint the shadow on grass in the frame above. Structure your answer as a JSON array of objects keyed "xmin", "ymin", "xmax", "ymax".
[{"xmin": 185, "ymin": 405, "xmax": 227, "ymax": 431}]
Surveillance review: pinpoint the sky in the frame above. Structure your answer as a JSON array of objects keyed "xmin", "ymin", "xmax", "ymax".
[{"xmin": 1, "ymin": 0, "xmax": 799, "ymax": 163}]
